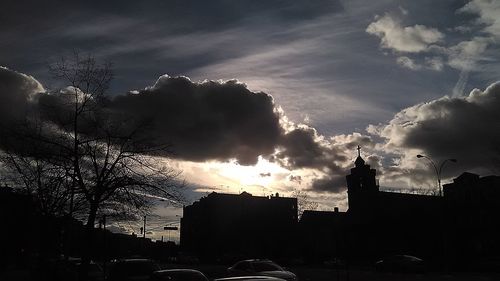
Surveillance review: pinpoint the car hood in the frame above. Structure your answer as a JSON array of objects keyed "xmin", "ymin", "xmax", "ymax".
[{"xmin": 259, "ymin": 271, "xmax": 296, "ymax": 280}]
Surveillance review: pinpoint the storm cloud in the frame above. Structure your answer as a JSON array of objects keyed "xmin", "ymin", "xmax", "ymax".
[
  {"xmin": 107, "ymin": 75, "xmax": 379, "ymax": 193},
  {"xmin": 110, "ymin": 75, "xmax": 283, "ymax": 165},
  {"xmin": 273, "ymin": 126, "xmax": 375, "ymax": 192},
  {"xmin": 8, "ymin": 66, "xmax": 500, "ymax": 195},
  {"xmin": 311, "ymin": 175, "xmax": 347, "ymax": 193},
  {"xmin": 0, "ymin": 67, "xmax": 46, "ymax": 153},
  {"xmin": 0, "ymin": 67, "xmax": 370, "ymax": 193},
  {"xmin": 0, "ymin": 67, "xmax": 44, "ymax": 124},
  {"xmin": 371, "ymin": 81, "xmax": 500, "ymax": 179}
]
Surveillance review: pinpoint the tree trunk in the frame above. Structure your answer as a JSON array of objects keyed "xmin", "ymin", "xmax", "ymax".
[{"xmin": 80, "ymin": 202, "xmax": 98, "ymax": 281}]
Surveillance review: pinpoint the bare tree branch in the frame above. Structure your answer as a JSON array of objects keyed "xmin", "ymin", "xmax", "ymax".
[{"xmin": 1, "ymin": 52, "xmax": 184, "ymax": 276}]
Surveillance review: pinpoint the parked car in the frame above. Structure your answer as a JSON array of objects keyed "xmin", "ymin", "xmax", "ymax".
[
  {"xmin": 151, "ymin": 269, "xmax": 209, "ymax": 281},
  {"xmin": 108, "ymin": 259, "xmax": 161, "ymax": 281},
  {"xmin": 54, "ymin": 257, "xmax": 104, "ymax": 281},
  {"xmin": 375, "ymin": 255, "xmax": 425, "ymax": 273},
  {"xmin": 228, "ymin": 259, "xmax": 297, "ymax": 281},
  {"xmin": 215, "ymin": 277, "xmax": 286, "ymax": 281}
]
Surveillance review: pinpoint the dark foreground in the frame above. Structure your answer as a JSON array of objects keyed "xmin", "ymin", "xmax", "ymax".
[
  {"xmin": 189, "ymin": 264, "xmax": 500, "ymax": 281},
  {"xmin": 3, "ymin": 263, "xmax": 500, "ymax": 281}
]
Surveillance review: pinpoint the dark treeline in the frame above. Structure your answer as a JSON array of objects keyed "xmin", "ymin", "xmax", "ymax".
[{"xmin": 0, "ymin": 186, "xmax": 178, "ymax": 273}]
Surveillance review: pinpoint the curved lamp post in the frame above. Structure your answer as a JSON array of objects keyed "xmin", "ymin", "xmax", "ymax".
[{"xmin": 417, "ymin": 155, "xmax": 457, "ymax": 196}]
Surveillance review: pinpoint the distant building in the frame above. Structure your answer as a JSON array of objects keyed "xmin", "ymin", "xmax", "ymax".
[
  {"xmin": 300, "ymin": 149, "xmax": 443, "ymax": 263},
  {"xmin": 444, "ymin": 172, "xmax": 500, "ymax": 261},
  {"xmin": 180, "ymin": 191, "xmax": 298, "ymax": 260},
  {"xmin": 347, "ymin": 150, "xmax": 443, "ymax": 262},
  {"xmin": 300, "ymin": 209, "xmax": 346, "ymax": 262},
  {"xmin": 180, "ymin": 148, "xmax": 500, "ymax": 266}
]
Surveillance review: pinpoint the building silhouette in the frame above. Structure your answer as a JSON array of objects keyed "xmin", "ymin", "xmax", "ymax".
[
  {"xmin": 443, "ymin": 172, "xmax": 500, "ymax": 265},
  {"xmin": 347, "ymin": 149, "xmax": 442, "ymax": 262},
  {"xmin": 300, "ymin": 150, "xmax": 500, "ymax": 267},
  {"xmin": 300, "ymin": 209, "xmax": 346, "ymax": 263},
  {"xmin": 299, "ymin": 150, "xmax": 444, "ymax": 264},
  {"xmin": 180, "ymin": 192, "xmax": 297, "ymax": 260},
  {"xmin": 180, "ymin": 149, "xmax": 500, "ymax": 267}
]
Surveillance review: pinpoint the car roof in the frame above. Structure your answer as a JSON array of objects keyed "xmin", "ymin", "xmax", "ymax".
[
  {"xmin": 116, "ymin": 258, "xmax": 154, "ymax": 262},
  {"xmin": 155, "ymin": 269, "xmax": 204, "ymax": 274},
  {"xmin": 387, "ymin": 255, "xmax": 423, "ymax": 261},
  {"xmin": 215, "ymin": 276, "xmax": 285, "ymax": 281},
  {"xmin": 238, "ymin": 259, "xmax": 273, "ymax": 263}
]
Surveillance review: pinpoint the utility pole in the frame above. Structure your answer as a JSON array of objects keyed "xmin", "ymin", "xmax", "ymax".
[{"xmin": 102, "ymin": 215, "xmax": 107, "ymax": 279}]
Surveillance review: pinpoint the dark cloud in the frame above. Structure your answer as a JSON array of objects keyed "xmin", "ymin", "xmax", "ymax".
[
  {"xmin": 0, "ymin": 67, "xmax": 43, "ymax": 124},
  {"xmin": 373, "ymin": 81, "xmax": 500, "ymax": 176},
  {"xmin": 274, "ymin": 127, "xmax": 375, "ymax": 192},
  {"xmin": 274, "ymin": 126, "xmax": 349, "ymax": 171},
  {"xmin": 110, "ymin": 75, "xmax": 283, "ymax": 165},
  {"xmin": 310, "ymin": 175, "xmax": 347, "ymax": 193},
  {"xmin": 0, "ymin": 67, "xmax": 47, "ymax": 153},
  {"xmin": 0, "ymin": 67, "xmax": 372, "ymax": 194},
  {"xmin": 276, "ymin": 126, "xmax": 329, "ymax": 169}
]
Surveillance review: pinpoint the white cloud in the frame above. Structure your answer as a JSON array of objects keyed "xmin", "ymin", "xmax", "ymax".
[
  {"xmin": 424, "ymin": 57, "xmax": 444, "ymax": 71},
  {"xmin": 396, "ymin": 56, "xmax": 444, "ymax": 71},
  {"xmin": 367, "ymin": 3, "xmax": 500, "ymax": 74},
  {"xmin": 446, "ymin": 1, "xmax": 500, "ymax": 71},
  {"xmin": 396, "ymin": 56, "xmax": 422, "ymax": 70},
  {"xmin": 447, "ymin": 36, "xmax": 490, "ymax": 70},
  {"xmin": 460, "ymin": 0, "xmax": 500, "ymax": 38},
  {"xmin": 366, "ymin": 14, "xmax": 444, "ymax": 53}
]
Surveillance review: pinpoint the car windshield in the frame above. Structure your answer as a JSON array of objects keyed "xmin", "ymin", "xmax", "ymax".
[{"xmin": 252, "ymin": 262, "xmax": 283, "ymax": 272}]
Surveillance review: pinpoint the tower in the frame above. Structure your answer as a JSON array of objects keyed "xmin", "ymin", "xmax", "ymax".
[{"xmin": 346, "ymin": 146, "xmax": 379, "ymax": 213}]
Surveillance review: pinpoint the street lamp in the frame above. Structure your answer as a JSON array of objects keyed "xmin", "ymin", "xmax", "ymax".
[{"xmin": 416, "ymin": 155, "xmax": 457, "ymax": 196}]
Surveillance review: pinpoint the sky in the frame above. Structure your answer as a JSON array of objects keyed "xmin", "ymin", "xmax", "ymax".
[{"xmin": 2, "ymin": 0, "xmax": 500, "ymax": 240}]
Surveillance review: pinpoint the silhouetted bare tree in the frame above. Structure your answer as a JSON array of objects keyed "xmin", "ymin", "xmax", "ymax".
[
  {"xmin": 291, "ymin": 189, "xmax": 319, "ymax": 219},
  {"xmin": 1, "ymin": 52, "xmax": 183, "ymax": 277},
  {"xmin": 2, "ymin": 146, "xmax": 74, "ymax": 217}
]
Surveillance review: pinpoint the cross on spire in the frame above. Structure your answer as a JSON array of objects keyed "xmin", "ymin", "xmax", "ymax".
[{"xmin": 354, "ymin": 145, "xmax": 365, "ymax": 167}]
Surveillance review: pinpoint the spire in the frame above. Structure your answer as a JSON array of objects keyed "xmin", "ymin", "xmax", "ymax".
[{"xmin": 355, "ymin": 145, "xmax": 365, "ymax": 167}]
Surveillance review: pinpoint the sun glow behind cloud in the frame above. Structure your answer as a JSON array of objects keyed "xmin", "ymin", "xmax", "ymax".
[{"xmin": 176, "ymin": 156, "xmax": 293, "ymax": 196}]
